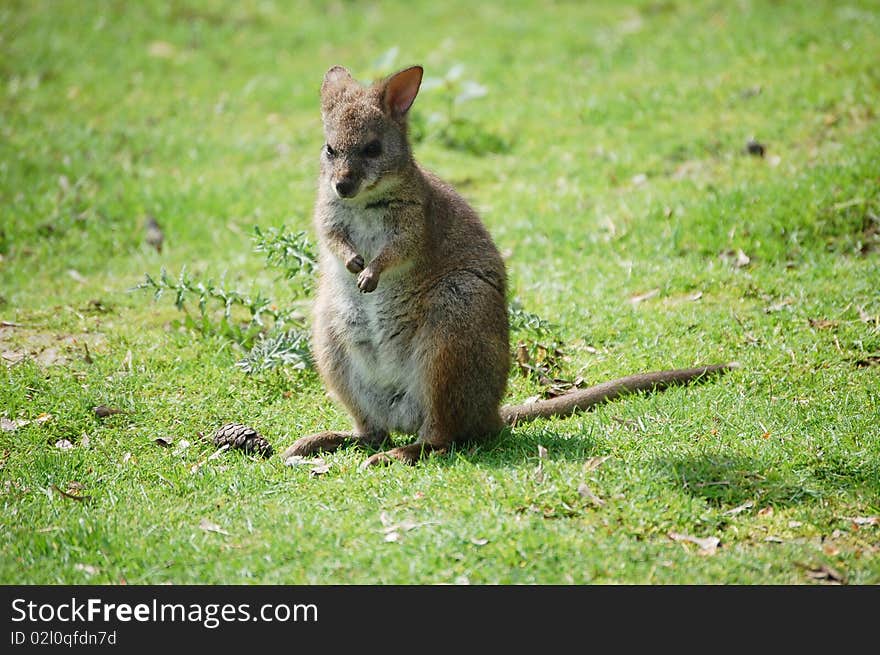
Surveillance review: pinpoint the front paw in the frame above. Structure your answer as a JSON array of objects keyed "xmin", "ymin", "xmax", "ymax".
[
  {"xmin": 345, "ymin": 254, "xmax": 365, "ymax": 274},
  {"xmin": 357, "ymin": 268, "xmax": 379, "ymax": 293}
]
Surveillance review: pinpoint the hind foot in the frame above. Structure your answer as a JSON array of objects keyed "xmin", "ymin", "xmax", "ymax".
[
  {"xmin": 360, "ymin": 443, "xmax": 447, "ymax": 468},
  {"xmin": 281, "ymin": 430, "xmax": 388, "ymax": 460}
]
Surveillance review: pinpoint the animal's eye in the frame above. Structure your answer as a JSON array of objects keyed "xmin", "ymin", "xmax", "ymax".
[
  {"xmin": 361, "ymin": 140, "xmax": 382, "ymax": 158},
  {"xmin": 325, "ymin": 143, "xmax": 337, "ymax": 157}
]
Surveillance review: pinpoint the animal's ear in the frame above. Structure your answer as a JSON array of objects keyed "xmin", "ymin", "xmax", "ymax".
[
  {"xmin": 381, "ymin": 66, "xmax": 423, "ymax": 119},
  {"xmin": 322, "ymin": 65, "xmax": 353, "ymax": 95},
  {"xmin": 321, "ymin": 65, "xmax": 355, "ymax": 114}
]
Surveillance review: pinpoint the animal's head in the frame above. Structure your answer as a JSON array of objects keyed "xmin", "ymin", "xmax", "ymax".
[{"xmin": 319, "ymin": 64, "xmax": 423, "ymax": 200}]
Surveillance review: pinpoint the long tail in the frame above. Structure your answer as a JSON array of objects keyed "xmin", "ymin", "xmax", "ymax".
[{"xmin": 500, "ymin": 362, "xmax": 739, "ymax": 426}]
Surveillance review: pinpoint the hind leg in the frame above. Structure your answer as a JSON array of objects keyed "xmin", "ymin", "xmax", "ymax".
[
  {"xmin": 360, "ymin": 340, "xmax": 503, "ymax": 467},
  {"xmin": 285, "ymin": 321, "xmax": 389, "ymax": 458},
  {"xmin": 282, "ymin": 429, "xmax": 388, "ymax": 459},
  {"xmin": 362, "ymin": 289, "xmax": 508, "ymax": 468}
]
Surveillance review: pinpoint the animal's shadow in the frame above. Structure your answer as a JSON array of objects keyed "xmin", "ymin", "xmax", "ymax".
[
  {"xmin": 463, "ymin": 426, "xmax": 601, "ymax": 465},
  {"xmin": 649, "ymin": 453, "xmax": 880, "ymax": 510},
  {"xmin": 442, "ymin": 428, "xmax": 879, "ymax": 510}
]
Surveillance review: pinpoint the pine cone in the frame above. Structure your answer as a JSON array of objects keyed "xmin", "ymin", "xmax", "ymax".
[{"xmin": 213, "ymin": 423, "xmax": 273, "ymax": 458}]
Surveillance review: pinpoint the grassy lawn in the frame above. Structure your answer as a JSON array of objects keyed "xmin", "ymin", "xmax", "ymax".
[{"xmin": 1, "ymin": 0, "xmax": 878, "ymax": 584}]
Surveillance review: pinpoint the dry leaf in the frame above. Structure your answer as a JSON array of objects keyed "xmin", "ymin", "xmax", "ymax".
[
  {"xmin": 148, "ymin": 41, "xmax": 176, "ymax": 58},
  {"xmin": 284, "ymin": 455, "xmax": 326, "ymax": 469},
  {"xmin": 190, "ymin": 444, "xmax": 229, "ymax": 474},
  {"xmin": 758, "ymin": 506, "xmax": 774, "ymax": 517},
  {"xmin": 2, "ymin": 350, "xmax": 27, "ymax": 365},
  {"xmin": 535, "ymin": 344, "xmax": 549, "ymax": 363},
  {"xmin": 720, "ymin": 249, "xmax": 751, "ymax": 268},
  {"xmin": 1, "ymin": 418, "xmax": 29, "ymax": 432},
  {"xmin": 856, "ymin": 306, "xmax": 875, "ymax": 323},
  {"xmin": 584, "ymin": 455, "xmax": 610, "ymax": 471},
  {"xmin": 145, "ymin": 215, "xmax": 164, "ymax": 253},
  {"xmin": 764, "ymin": 298, "xmax": 794, "ymax": 313},
  {"xmin": 577, "ymin": 483, "xmax": 604, "ymax": 507},
  {"xmin": 542, "ymin": 376, "xmax": 585, "ymax": 398},
  {"xmin": 379, "ymin": 511, "xmax": 435, "ymax": 543},
  {"xmin": 629, "ymin": 288, "xmax": 659, "ymax": 305},
  {"xmin": 55, "ymin": 439, "xmax": 74, "ymax": 450},
  {"xmin": 799, "ymin": 563, "xmax": 845, "ymax": 584},
  {"xmin": 74, "ymin": 563, "xmax": 99, "ymax": 576},
  {"xmin": 199, "ymin": 519, "xmax": 229, "ymax": 536},
  {"xmin": 808, "ymin": 318, "xmax": 838, "ymax": 330},
  {"xmin": 36, "ymin": 347, "xmax": 62, "ymax": 366},
  {"xmin": 723, "ymin": 500, "xmax": 754, "ymax": 516},
  {"xmin": 93, "ymin": 405, "xmax": 124, "ymax": 418},
  {"xmin": 396, "ymin": 519, "xmax": 419, "ymax": 532},
  {"xmin": 154, "ymin": 436, "xmax": 174, "ymax": 448},
  {"xmin": 515, "ymin": 342, "xmax": 529, "ymax": 372},
  {"xmin": 668, "ymin": 532, "xmax": 721, "ymax": 555},
  {"xmin": 2, "ymin": 413, "xmax": 53, "ymax": 432},
  {"xmin": 50, "ymin": 483, "xmax": 90, "ymax": 502},
  {"xmin": 309, "ymin": 463, "xmax": 331, "ymax": 477},
  {"xmin": 845, "ymin": 516, "xmax": 879, "ymax": 526},
  {"xmin": 534, "ymin": 445, "xmax": 547, "ymax": 483}
]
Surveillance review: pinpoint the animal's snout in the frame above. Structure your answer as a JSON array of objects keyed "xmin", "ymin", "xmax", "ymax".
[{"xmin": 334, "ymin": 176, "xmax": 358, "ymax": 198}]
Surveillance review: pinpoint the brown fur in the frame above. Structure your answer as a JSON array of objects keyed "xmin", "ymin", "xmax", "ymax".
[{"xmin": 281, "ymin": 65, "xmax": 736, "ymax": 467}]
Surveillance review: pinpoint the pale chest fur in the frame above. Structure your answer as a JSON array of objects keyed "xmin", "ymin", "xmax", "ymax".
[
  {"xmin": 315, "ymin": 202, "xmax": 424, "ymax": 433},
  {"xmin": 324, "ymin": 200, "xmax": 396, "ymax": 262}
]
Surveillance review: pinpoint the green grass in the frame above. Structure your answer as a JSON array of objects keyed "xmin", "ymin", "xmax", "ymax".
[{"xmin": 2, "ymin": 0, "xmax": 879, "ymax": 584}]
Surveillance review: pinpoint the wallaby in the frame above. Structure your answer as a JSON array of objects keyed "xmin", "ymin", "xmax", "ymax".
[{"xmin": 281, "ymin": 64, "xmax": 736, "ymax": 467}]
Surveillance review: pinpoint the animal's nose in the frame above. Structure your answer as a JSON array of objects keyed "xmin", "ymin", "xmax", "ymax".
[{"xmin": 334, "ymin": 177, "xmax": 357, "ymax": 198}]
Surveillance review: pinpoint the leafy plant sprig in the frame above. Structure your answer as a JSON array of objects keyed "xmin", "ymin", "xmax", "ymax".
[
  {"xmin": 135, "ymin": 266, "xmax": 303, "ymax": 348},
  {"xmin": 235, "ymin": 328, "xmax": 313, "ymax": 374},
  {"xmin": 508, "ymin": 297, "xmax": 555, "ymax": 337},
  {"xmin": 420, "ymin": 64, "xmax": 488, "ymax": 125},
  {"xmin": 414, "ymin": 64, "xmax": 509, "ymax": 155},
  {"xmin": 252, "ymin": 225, "xmax": 317, "ymax": 294}
]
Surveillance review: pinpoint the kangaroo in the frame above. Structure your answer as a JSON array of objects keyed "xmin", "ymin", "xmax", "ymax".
[{"xmin": 281, "ymin": 64, "xmax": 736, "ymax": 467}]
